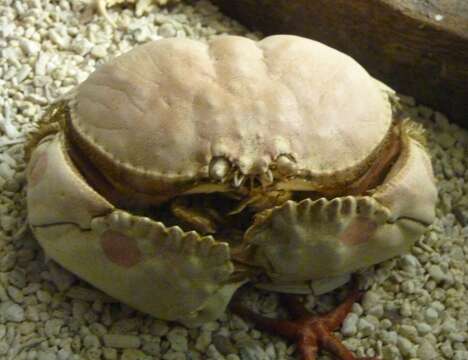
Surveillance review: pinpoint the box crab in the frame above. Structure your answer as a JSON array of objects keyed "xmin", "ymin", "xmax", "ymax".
[{"xmin": 26, "ymin": 36, "xmax": 437, "ymax": 359}]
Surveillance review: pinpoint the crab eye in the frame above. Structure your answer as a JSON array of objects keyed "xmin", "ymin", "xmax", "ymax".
[
  {"xmin": 209, "ymin": 157, "xmax": 230, "ymax": 181},
  {"xmin": 276, "ymin": 154, "xmax": 296, "ymax": 175}
]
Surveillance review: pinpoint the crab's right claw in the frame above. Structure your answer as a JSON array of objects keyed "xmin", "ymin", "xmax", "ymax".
[{"xmin": 27, "ymin": 133, "xmax": 245, "ymax": 326}]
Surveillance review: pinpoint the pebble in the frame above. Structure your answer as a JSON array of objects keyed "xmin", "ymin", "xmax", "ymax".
[
  {"xmin": 141, "ymin": 340, "xmax": 160, "ymax": 356},
  {"xmin": 212, "ymin": 334, "xmax": 236, "ymax": 355},
  {"xmin": 417, "ymin": 340, "xmax": 437, "ymax": 360},
  {"xmin": 424, "ymin": 308, "xmax": 439, "ymax": 324},
  {"xmin": 37, "ymin": 351, "xmax": 57, "ymax": 360},
  {"xmin": 401, "ymin": 280, "xmax": 415, "ymax": 294},
  {"xmin": 357, "ymin": 318, "xmax": 375, "ymax": 336},
  {"xmin": 83, "ymin": 334, "xmax": 101, "ymax": 348},
  {"xmin": 121, "ymin": 349, "xmax": 146, "ymax": 360},
  {"xmin": 380, "ymin": 330, "xmax": 398, "ymax": 345},
  {"xmin": 397, "ymin": 336, "xmax": 415, "ymax": 357},
  {"xmin": 449, "ymin": 333, "xmax": 466, "ymax": 343},
  {"xmin": 342, "ymin": 313, "xmax": 359, "ymax": 336},
  {"xmin": 367, "ymin": 304, "xmax": 384, "ymax": 318},
  {"xmin": 8, "ymin": 269, "xmax": 26, "ymax": 289},
  {"xmin": 351, "ymin": 302, "xmax": 363, "ymax": 316},
  {"xmin": 167, "ymin": 329, "xmax": 188, "ymax": 352},
  {"xmin": 398, "ymin": 324, "xmax": 417, "ymax": 341},
  {"xmin": 70, "ymin": 38, "xmax": 93, "ymax": 56},
  {"xmin": 44, "ymin": 319, "xmax": 63, "ymax": 337},
  {"xmin": 91, "ymin": 45, "xmax": 108, "ymax": 59},
  {"xmin": 7, "ymin": 285, "xmax": 24, "ymax": 303},
  {"xmin": 440, "ymin": 340, "xmax": 454, "ymax": 358},
  {"xmin": 36, "ymin": 290, "xmax": 52, "ymax": 304},
  {"xmin": 400, "ymin": 300, "xmax": 413, "ymax": 317},
  {"xmin": 57, "ymin": 349, "xmax": 72, "ymax": 360},
  {"xmin": 206, "ymin": 344, "xmax": 224, "ymax": 360},
  {"xmin": 18, "ymin": 322, "xmax": 36, "ymax": 335},
  {"xmin": 48, "ymin": 29, "xmax": 70, "ymax": 49},
  {"xmin": 102, "ymin": 347, "xmax": 117, "ymax": 360},
  {"xmin": 238, "ymin": 339, "xmax": 268, "ymax": 360},
  {"xmin": 0, "ymin": 301, "xmax": 25, "ymax": 322},
  {"xmin": 380, "ymin": 318, "xmax": 392, "ymax": 330},
  {"xmin": 428, "ymin": 264, "xmax": 446, "ymax": 282},
  {"xmin": 195, "ymin": 330, "xmax": 211, "ymax": 352},
  {"xmin": 0, "ymin": 252, "xmax": 16, "ymax": 271},
  {"xmin": 416, "ymin": 322, "xmax": 432, "ymax": 335},
  {"xmin": 103, "ymin": 334, "xmax": 141, "ymax": 349},
  {"xmin": 361, "ymin": 291, "xmax": 381, "ymax": 312}
]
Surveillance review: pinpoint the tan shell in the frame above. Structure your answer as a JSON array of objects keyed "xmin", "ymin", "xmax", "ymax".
[
  {"xmin": 27, "ymin": 35, "xmax": 437, "ymax": 325},
  {"xmin": 70, "ymin": 35, "xmax": 392, "ymax": 201}
]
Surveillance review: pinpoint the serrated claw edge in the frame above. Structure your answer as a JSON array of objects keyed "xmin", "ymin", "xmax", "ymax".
[
  {"xmin": 87, "ymin": 209, "xmax": 239, "ymax": 325},
  {"xmin": 91, "ymin": 210, "xmax": 231, "ymax": 266},
  {"xmin": 248, "ymin": 196, "xmax": 390, "ymax": 239},
  {"xmin": 244, "ymin": 196, "xmax": 392, "ymax": 281}
]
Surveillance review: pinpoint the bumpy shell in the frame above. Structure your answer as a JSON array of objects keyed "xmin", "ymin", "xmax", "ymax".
[{"xmin": 69, "ymin": 35, "xmax": 392, "ymax": 201}]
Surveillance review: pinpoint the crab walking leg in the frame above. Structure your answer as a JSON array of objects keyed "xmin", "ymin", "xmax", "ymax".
[
  {"xmin": 231, "ymin": 284, "xmax": 380, "ymax": 360},
  {"xmin": 297, "ymin": 331, "xmax": 319, "ymax": 360},
  {"xmin": 170, "ymin": 197, "xmax": 218, "ymax": 234}
]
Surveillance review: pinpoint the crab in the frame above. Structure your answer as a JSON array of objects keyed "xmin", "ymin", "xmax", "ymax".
[{"xmin": 26, "ymin": 35, "xmax": 437, "ymax": 359}]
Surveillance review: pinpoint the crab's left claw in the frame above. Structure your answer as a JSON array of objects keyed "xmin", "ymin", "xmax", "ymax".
[{"xmin": 242, "ymin": 127, "xmax": 437, "ymax": 291}]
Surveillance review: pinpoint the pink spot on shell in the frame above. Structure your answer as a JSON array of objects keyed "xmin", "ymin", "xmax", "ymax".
[
  {"xmin": 100, "ymin": 230, "xmax": 142, "ymax": 268},
  {"xmin": 340, "ymin": 217, "xmax": 378, "ymax": 246},
  {"xmin": 28, "ymin": 151, "xmax": 48, "ymax": 187}
]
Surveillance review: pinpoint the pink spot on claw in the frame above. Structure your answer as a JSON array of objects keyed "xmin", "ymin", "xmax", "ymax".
[
  {"xmin": 28, "ymin": 152, "xmax": 48, "ymax": 187},
  {"xmin": 101, "ymin": 230, "xmax": 142, "ymax": 268},
  {"xmin": 340, "ymin": 217, "xmax": 377, "ymax": 245}
]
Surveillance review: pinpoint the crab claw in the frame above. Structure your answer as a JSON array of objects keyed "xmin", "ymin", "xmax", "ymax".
[
  {"xmin": 27, "ymin": 134, "xmax": 245, "ymax": 326},
  {"xmin": 243, "ymin": 127, "xmax": 437, "ymax": 291}
]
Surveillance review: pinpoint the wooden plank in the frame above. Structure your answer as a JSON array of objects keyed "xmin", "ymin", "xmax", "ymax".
[{"xmin": 210, "ymin": 0, "xmax": 468, "ymax": 126}]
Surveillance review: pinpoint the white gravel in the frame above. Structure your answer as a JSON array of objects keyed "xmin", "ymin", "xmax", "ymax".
[{"xmin": 0, "ymin": 1, "xmax": 467, "ymax": 360}]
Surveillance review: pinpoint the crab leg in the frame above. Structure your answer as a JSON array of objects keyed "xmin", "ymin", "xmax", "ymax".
[
  {"xmin": 170, "ymin": 197, "xmax": 218, "ymax": 234},
  {"xmin": 231, "ymin": 282, "xmax": 380, "ymax": 360}
]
